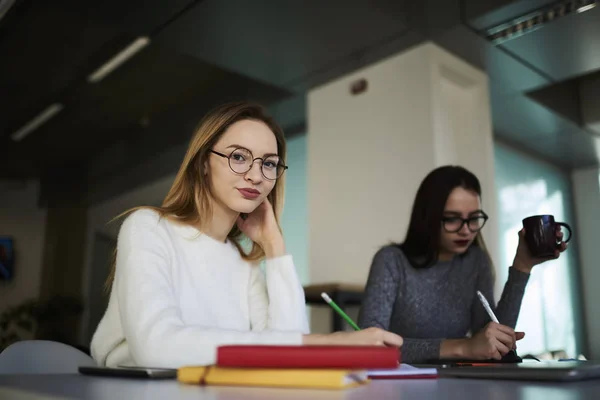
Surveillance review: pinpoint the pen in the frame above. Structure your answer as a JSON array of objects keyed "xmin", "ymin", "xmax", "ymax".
[
  {"xmin": 476, "ymin": 290, "xmax": 499, "ymax": 323},
  {"xmin": 477, "ymin": 291, "xmax": 523, "ymax": 358},
  {"xmin": 320, "ymin": 292, "xmax": 360, "ymax": 331}
]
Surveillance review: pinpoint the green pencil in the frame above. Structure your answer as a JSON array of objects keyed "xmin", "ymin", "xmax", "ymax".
[{"xmin": 321, "ymin": 292, "xmax": 360, "ymax": 331}]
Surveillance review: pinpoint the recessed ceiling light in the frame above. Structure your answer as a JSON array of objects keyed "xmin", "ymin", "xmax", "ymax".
[
  {"xmin": 0, "ymin": 0, "xmax": 17, "ymax": 22},
  {"xmin": 11, "ymin": 103, "xmax": 64, "ymax": 142},
  {"xmin": 577, "ymin": 3, "xmax": 597, "ymax": 13},
  {"xmin": 88, "ymin": 36, "xmax": 150, "ymax": 83},
  {"xmin": 484, "ymin": 0, "xmax": 597, "ymax": 45}
]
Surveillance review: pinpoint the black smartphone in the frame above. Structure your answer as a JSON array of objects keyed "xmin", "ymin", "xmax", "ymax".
[{"xmin": 78, "ymin": 366, "xmax": 177, "ymax": 379}]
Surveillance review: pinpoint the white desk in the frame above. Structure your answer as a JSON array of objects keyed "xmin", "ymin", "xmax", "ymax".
[{"xmin": 1, "ymin": 374, "xmax": 600, "ymax": 400}]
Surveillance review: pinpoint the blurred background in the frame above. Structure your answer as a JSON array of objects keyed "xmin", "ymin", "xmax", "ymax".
[{"xmin": 0, "ymin": 0, "xmax": 599, "ymax": 361}]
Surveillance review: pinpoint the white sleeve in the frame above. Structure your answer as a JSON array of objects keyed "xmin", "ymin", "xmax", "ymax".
[
  {"xmin": 248, "ymin": 255, "xmax": 310, "ymax": 334},
  {"xmin": 115, "ymin": 211, "xmax": 303, "ymax": 369}
]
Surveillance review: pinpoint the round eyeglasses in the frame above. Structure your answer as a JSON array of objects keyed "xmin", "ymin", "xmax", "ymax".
[
  {"xmin": 210, "ymin": 147, "xmax": 288, "ymax": 181},
  {"xmin": 442, "ymin": 212, "xmax": 489, "ymax": 233}
]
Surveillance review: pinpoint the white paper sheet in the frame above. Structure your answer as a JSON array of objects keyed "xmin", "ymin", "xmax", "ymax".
[{"xmin": 368, "ymin": 363, "xmax": 438, "ymax": 377}]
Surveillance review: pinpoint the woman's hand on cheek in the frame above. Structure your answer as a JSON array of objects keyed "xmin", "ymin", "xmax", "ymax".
[{"xmin": 236, "ymin": 198, "xmax": 285, "ymax": 258}]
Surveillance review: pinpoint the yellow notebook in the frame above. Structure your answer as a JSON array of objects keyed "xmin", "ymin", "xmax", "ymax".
[{"xmin": 177, "ymin": 366, "xmax": 369, "ymax": 390}]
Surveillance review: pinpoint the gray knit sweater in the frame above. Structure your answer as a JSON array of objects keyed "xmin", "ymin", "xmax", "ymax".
[{"xmin": 357, "ymin": 245, "xmax": 530, "ymax": 363}]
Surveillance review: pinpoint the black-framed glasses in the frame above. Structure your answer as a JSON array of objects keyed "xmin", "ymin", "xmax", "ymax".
[
  {"xmin": 442, "ymin": 211, "xmax": 489, "ymax": 233},
  {"xmin": 210, "ymin": 147, "xmax": 288, "ymax": 181}
]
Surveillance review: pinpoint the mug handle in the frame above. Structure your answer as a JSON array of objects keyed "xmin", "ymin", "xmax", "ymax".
[{"xmin": 556, "ymin": 222, "xmax": 572, "ymax": 244}]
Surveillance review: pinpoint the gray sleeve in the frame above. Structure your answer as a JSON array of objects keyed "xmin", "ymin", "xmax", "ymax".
[
  {"xmin": 471, "ymin": 250, "xmax": 530, "ymax": 332},
  {"xmin": 358, "ymin": 247, "xmax": 400, "ymax": 330},
  {"xmin": 358, "ymin": 247, "xmax": 445, "ymax": 364},
  {"xmin": 495, "ymin": 267, "xmax": 530, "ymax": 328},
  {"xmin": 400, "ymin": 338, "xmax": 444, "ymax": 364}
]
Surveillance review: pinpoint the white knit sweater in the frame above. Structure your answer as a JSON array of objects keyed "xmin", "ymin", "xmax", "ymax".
[{"xmin": 90, "ymin": 209, "xmax": 309, "ymax": 368}]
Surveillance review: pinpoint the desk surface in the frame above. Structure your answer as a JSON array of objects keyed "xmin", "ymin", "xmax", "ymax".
[{"xmin": 2, "ymin": 374, "xmax": 600, "ymax": 400}]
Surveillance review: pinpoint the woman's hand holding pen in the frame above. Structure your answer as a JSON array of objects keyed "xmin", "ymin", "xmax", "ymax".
[
  {"xmin": 237, "ymin": 198, "xmax": 285, "ymax": 258},
  {"xmin": 303, "ymin": 327, "xmax": 404, "ymax": 347},
  {"xmin": 464, "ymin": 322, "xmax": 525, "ymax": 360}
]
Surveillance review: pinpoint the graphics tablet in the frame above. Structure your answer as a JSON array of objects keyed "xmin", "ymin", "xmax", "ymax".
[{"xmin": 439, "ymin": 361, "xmax": 600, "ymax": 382}]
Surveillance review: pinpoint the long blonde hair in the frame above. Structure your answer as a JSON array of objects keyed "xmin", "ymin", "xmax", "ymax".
[{"xmin": 105, "ymin": 101, "xmax": 287, "ymax": 290}]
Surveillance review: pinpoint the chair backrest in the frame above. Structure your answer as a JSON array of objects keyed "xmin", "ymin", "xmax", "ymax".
[{"xmin": 0, "ymin": 340, "xmax": 96, "ymax": 374}]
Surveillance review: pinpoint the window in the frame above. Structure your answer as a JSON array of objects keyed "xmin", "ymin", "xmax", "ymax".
[{"xmin": 495, "ymin": 143, "xmax": 581, "ymax": 357}]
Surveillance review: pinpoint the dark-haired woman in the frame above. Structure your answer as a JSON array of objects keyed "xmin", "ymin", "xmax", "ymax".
[{"xmin": 358, "ymin": 165, "xmax": 567, "ymax": 363}]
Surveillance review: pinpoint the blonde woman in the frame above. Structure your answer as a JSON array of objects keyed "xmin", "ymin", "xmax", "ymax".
[{"xmin": 91, "ymin": 101, "xmax": 403, "ymax": 368}]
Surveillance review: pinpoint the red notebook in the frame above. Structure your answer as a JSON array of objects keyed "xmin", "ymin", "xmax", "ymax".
[{"xmin": 216, "ymin": 345, "xmax": 400, "ymax": 369}]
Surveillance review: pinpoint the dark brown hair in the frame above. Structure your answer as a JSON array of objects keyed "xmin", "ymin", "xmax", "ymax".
[{"xmin": 399, "ymin": 165, "xmax": 493, "ymax": 271}]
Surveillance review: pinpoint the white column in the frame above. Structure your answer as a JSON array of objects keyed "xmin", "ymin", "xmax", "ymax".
[
  {"xmin": 307, "ymin": 42, "xmax": 498, "ymax": 332},
  {"xmin": 572, "ymin": 167, "xmax": 600, "ymax": 359}
]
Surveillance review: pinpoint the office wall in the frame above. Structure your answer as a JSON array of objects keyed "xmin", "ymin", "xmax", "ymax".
[
  {"xmin": 0, "ymin": 181, "xmax": 47, "ymax": 314},
  {"xmin": 572, "ymin": 166, "xmax": 600, "ymax": 359},
  {"xmin": 280, "ymin": 134, "xmax": 309, "ymax": 285}
]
